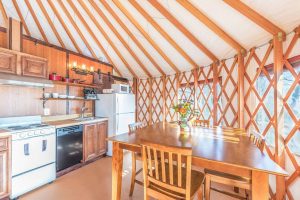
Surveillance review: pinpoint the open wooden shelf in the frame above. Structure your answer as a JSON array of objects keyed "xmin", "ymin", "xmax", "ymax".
[
  {"xmin": 41, "ymin": 98, "xmax": 98, "ymax": 101},
  {"xmin": 52, "ymin": 80, "xmax": 102, "ymax": 89}
]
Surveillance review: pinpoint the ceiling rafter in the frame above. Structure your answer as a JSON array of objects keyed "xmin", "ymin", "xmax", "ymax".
[
  {"xmin": 130, "ymin": 0, "xmax": 199, "ymax": 69},
  {"xmin": 146, "ymin": 0, "xmax": 218, "ymax": 62},
  {"xmin": 99, "ymin": 0, "xmax": 165, "ymax": 76},
  {"xmin": 24, "ymin": 0, "xmax": 48, "ymax": 43},
  {"xmin": 36, "ymin": 0, "xmax": 65, "ymax": 48},
  {"xmin": 78, "ymin": 0, "xmax": 138, "ymax": 78},
  {"xmin": 112, "ymin": 0, "xmax": 180, "ymax": 73},
  {"xmin": 0, "ymin": 0, "xmax": 7, "ymax": 22},
  {"xmin": 223, "ymin": 0, "xmax": 285, "ymax": 37},
  {"xmin": 47, "ymin": 0, "xmax": 82, "ymax": 54},
  {"xmin": 66, "ymin": 0, "xmax": 123, "ymax": 77},
  {"xmin": 176, "ymin": 0, "xmax": 245, "ymax": 53},
  {"xmin": 56, "ymin": 0, "xmax": 97, "ymax": 59},
  {"xmin": 89, "ymin": 0, "xmax": 152, "ymax": 77},
  {"xmin": 12, "ymin": 0, "xmax": 30, "ymax": 36}
]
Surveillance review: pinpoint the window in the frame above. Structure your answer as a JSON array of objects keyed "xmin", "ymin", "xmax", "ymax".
[{"xmin": 256, "ymin": 58, "xmax": 300, "ymax": 155}]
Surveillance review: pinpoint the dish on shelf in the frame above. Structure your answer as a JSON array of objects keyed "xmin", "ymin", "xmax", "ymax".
[
  {"xmin": 58, "ymin": 94, "xmax": 67, "ymax": 98},
  {"xmin": 43, "ymin": 93, "xmax": 51, "ymax": 98},
  {"xmin": 68, "ymin": 96, "xmax": 75, "ymax": 99},
  {"xmin": 52, "ymin": 93, "xmax": 59, "ymax": 98}
]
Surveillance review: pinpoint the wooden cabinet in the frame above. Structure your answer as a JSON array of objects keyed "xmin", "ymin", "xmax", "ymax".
[
  {"xmin": 83, "ymin": 121, "xmax": 108, "ymax": 162},
  {"xmin": 21, "ymin": 56, "xmax": 48, "ymax": 78},
  {"xmin": 0, "ymin": 50, "xmax": 17, "ymax": 74},
  {"xmin": 0, "ymin": 136, "xmax": 11, "ymax": 199}
]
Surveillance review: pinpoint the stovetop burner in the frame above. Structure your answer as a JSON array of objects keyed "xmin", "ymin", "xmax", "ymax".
[{"xmin": 6, "ymin": 123, "xmax": 49, "ymax": 131}]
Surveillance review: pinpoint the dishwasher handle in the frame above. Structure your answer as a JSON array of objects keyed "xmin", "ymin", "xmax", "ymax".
[{"xmin": 24, "ymin": 143, "xmax": 30, "ymax": 156}]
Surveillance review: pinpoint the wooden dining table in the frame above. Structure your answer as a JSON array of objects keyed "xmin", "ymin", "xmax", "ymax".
[{"xmin": 108, "ymin": 122, "xmax": 287, "ymax": 200}]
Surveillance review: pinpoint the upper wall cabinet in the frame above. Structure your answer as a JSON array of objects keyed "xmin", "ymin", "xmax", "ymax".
[
  {"xmin": 21, "ymin": 56, "xmax": 48, "ymax": 78},
  {"xmin": 0, "ymin": 49, "xmax": 17, "ymax": 74}
]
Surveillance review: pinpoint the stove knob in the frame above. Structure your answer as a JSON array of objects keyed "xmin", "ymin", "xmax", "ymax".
[
  {"xmin": 40, "ymin": 130, "xmax": 45, "ymax": 135},
  {"xmin": 19, "ymin": 133, "xmax": 26, "ymax": 139},
  {"xmin": 28, "ymin": 131, "xmax": 34, "ymax": 137}
]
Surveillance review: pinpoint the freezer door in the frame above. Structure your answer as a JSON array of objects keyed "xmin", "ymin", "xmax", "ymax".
[
  {"xmin": 115, "ymin": 113, "xmax": 135, "ymax": 135},
  {"xmin": 95, "ymin": 94, "xmax": 116, "ymax": 117},
  {"xmin": 116, "ymin": 94, "xmax": 135, "ymax": 114}
]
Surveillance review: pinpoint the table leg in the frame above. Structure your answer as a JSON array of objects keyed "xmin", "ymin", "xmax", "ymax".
[
  {"xmin": 252, "ymin": 171, "xmax": 269, "ymax": 200},
  {"xmin": 112, "ymin": 142, "xmax": 123, "ymax": 200}
]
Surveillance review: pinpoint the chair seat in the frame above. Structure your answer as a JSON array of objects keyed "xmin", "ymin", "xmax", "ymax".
[
  {"xmin": 204, "ymin": 169, "xmax": 250, "ymax": 184},
  {"xmin": 149, "ymin": 163, "xmax": 205, "ymax": 198}
]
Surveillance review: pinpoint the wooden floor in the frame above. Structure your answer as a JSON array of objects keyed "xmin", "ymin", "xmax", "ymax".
[{"xmin": 20, "ymin": 152, "xmax": 242, "ymax": 200}]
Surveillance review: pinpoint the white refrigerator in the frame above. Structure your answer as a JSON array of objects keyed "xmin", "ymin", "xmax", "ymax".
[{"xmin": 95, "ymin": 93, "xmax": 135, "ymax": 156}]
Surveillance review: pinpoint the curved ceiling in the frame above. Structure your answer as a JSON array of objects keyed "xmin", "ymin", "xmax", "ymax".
[{"xmin": 0, "ymin": 0, "xmax": 299, "ymax": 79}]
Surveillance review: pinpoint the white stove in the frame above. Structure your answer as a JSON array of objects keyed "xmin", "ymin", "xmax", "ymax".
[{"xmin": 0, "ymin": 116, "xmax": 56, "ymax": 199}]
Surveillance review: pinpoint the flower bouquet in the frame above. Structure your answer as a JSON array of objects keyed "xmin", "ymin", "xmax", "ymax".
[{"xmin": 172, "ymin": 99, "xmax": 198, "ymax": 132}]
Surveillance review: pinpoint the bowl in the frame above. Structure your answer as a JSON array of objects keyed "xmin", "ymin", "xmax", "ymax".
[
  {"xmin": 43, "ymin": 93, "xmax": 51, "ymax": 98},
  {"xmin": 68, "ymin": 95, "xmax": 75, "ymax": 99},
  {"xmin": 59, "ymin": 94, "xmax": 67, "ymax": 98},
  {"xmin": 52, "ymin": 93, "xmax": 59, "ymax": 98}
]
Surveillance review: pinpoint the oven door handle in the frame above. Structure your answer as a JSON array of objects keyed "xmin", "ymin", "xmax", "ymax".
[
  {"xmin": 42, "ymin": 139, "xmax": 47, "ymax": 151},
  {"xmin": 24, "ymin": 143, "xmax": 30, "ymax": 156}
]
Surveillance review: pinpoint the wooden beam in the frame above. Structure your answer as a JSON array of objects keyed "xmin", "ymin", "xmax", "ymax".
[
  {"xmin": 89, "ymin": 0, "xmax": 152, "ymax": 77},
  {"xmin": 223, "ymin": 0, "xmax": 285, "ymax": 37},
  {"xmin": 0, "ymin": 0, "xmax": 8, "ymax": 23},
  {"xmin": 36, "ymin": 0, "xmax": 65, "ymax": 48},
  {"xmin": 12, "ymin": 0, "xmax": 30, "ymax": 36},
  {"xmin": 24, "ymin": 0, "xmax": 48, "ymax": 42},
  {"xmin": 47, "ymin": 0, "xmax": 82, "ymax": 54},
  {"xmin": 78, "ymin": 0, "xmax": 137, "ymax": 78},
  {"xmin": 112, "ymin": 0, "xmax": 180, "ymax": 73},
  {"xmin": 176, "ymin": 0, "xmax": 245, "ymax": 53},
  {"xmin": 147, "ymin": 0, "xmax": 218, "ymax": 62},
  {"xmin": 66, "ymin": 0, "xmax": 123, "ymax": 77},
  {"xmin": 100, "ymin": 0, "xmax": 165, "ymax": 76},
  {"xmin": 237, "ymin": 52, "xmax": 245, "ymax": 128},
  {"xmin": 212, "ymin": 62, "xmax": 218, "ymax": 126},
  {"xmin": 57, "ymin": 0, "xmax": 97, "ymax": 59},
  {"xmin": 131, "ymin": 0, "xmax": 199, "ymax": 68},
  {"xmin": 273, "ymin": 33, "xmax": 285, "ymax": 200}
]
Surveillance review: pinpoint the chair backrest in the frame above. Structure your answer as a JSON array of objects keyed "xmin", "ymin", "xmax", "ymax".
[
  {"xmin": 128, "ymin": 122, "xmax": 147, "ymax": 133},
  {"xmin": 193, "ymin": 119, "xmax": 209, "ymax": 127},
  {"xmin": 142, "ymin": 142, "xmax": 193, "ymax": 199},
  {"xmin": 249, "ymin": 129, "xmax": 265, "ymax": 152}
]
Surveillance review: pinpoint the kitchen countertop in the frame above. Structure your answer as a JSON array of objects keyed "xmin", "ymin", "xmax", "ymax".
[{"xmin": 45, "ymin": 117, "xmax": 108, "ymax": 128}]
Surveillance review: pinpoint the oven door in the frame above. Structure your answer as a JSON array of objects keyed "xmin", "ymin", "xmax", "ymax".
[{"xmin": 12, "ymin": 133, "xmax": 56, "ymax": 176}]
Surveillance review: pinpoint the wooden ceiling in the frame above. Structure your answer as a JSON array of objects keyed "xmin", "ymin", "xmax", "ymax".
[{"xmin": 0, "ymin": 0, "xmax": 299, "ymax": 79}]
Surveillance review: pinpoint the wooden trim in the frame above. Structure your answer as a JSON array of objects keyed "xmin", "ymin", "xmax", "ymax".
[
  {"xmin": 57, "ymin": 0, "xmax": 97, "ymax": 59},
  {"xmin": 134, "ymin": 0, "xmax": 199, "ymax": 68},
  {"xmin": 99, "ymin": 0, "xmax": 165, "ymax": 76},
  {"xmin": 273, "ymin": 34, "xmax": 285, "ymax": 200},
  {"xmin": 112, "ymin": 0, "xmax": 180, "ymax": 73},
  {"xmin": 223, "ymin": 0, "xmax": 285, "ymax": 37},
  {"xmin": 212, "ymin": 63, "xmax": 218, "ymax": 126},
  {"xmin": 47, "ymin": 0, "xmax": 83, "ymax": 55},
  {"xmin": 177, "ymin": 0, "xmax": 245, "ymax": 53},
  {"xmin": 77, "ymin": 0, "xmax": 136, "ymax": 78},
  {"xmin": 67, "ymin": 0, "xmax": 123, "ymax": 77},
  {"xmin": 237, "ymin": 52, "xmax": 245, "ymax": 128},
  {"xmin": 89, "ymin": 0, "xmax": 152, "ymax": 77},
  {"xmin": 24, "ymin": 0, "xmax": 48, "ymax": 43},
  {"xmin": 0, "ymin": 0, "xmax": 7, "ymax": 23},
  {"xmin": 36, "ymin": 0, "xmax": 65, "ymax": 48},
  {"xmin": 12, "ymin": 0, "xmax": 30, "ymax": 36},
  {"xmin": 8, "ymin": 18, "xmax": 11, "ymax": 50}
]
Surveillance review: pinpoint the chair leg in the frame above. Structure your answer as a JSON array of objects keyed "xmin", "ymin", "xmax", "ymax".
[
  {"xmin": 205, "ymin": 175, "xmax": 211, "ymax": 200},
  {"xmin": 197, "ymin": 186, "xmax": 203, "ymax": 200},
  {"xmin": 129, "ymin": 152, "xmax": 136, "ymax": 196}
]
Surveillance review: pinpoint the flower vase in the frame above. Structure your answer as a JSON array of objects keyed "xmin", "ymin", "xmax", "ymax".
[{"xmin": 179, "ymin": 117, "xmax": 191, "ymax": 133}]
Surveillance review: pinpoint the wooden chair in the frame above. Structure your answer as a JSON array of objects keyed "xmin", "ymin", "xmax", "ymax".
[
  {"xmin": 142, "ymin": 142, "xmax": 205, "ymax": 200},
  {"xmin": 204, "ymin": 128, "xmax": 266, "ymax": 200},
  {"xmin": 193, "ymin": 119, "xmax": 209, "ymax": 127},
  {"xmin": 128, "ymin": 122, "xmax": 147, "ymax": 196}
]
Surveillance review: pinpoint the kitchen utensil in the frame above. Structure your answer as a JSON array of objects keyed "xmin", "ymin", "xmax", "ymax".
[{"xmin": 52, "ymin": 93, "xmax": 59, "ymax": 98}]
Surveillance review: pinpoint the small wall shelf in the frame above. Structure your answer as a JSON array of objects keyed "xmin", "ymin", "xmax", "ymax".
[{"xmin": 41, "ymin": 97, "xmax": 98, "ymax": 108}]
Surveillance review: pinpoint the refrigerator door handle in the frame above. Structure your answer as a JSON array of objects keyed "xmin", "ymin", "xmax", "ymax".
[{"xmin": 116, "ymin": 96, "xmax": 119, "ymax": 114}]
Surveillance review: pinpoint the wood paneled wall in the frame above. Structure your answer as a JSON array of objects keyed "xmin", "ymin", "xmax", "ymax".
[{"xmin": 0, "ymin": 33, "xmax": 113, "ymax": 117}]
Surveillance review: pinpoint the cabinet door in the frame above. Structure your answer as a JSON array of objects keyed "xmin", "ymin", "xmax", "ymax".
[
  {"xmin": 21, "ymin": 56, "xmax": 48, "ymax": 78},
  {"xmin": 0, "ymin": 150, "xmax": 9, "ymax": 198},
  {"xmin": 97, "ymin": 122, "xmax": 108, "ymax": 155},
  {"xmin": 83, "ymin": 124, "xmax": 98, "ymax": 162},
  {"xmin": 0, "ymin": 50, "xmax": 17, "ymax": 74}
]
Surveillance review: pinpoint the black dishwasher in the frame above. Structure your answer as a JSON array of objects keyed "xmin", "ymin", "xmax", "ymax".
[{"xmin": 56, "ymin": 125, "xmax": 83, "ymax": 172}]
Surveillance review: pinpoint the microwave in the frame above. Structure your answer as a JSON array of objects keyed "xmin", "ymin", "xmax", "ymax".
[{"xmin": 111, "ymin": 84, "xmax": 130, "ymax": 93}]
